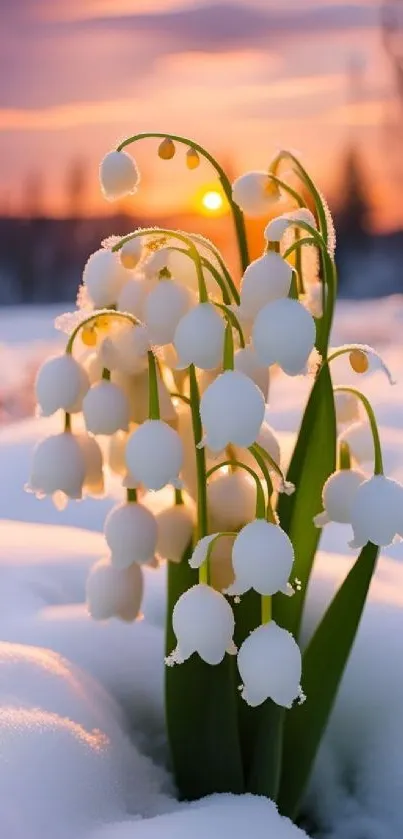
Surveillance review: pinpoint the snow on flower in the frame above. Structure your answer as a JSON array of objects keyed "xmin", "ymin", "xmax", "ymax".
[
  {"xmin": 238, "ymin": 621, "xmax": 302, "ymax": 708},
  {"xmin": 225, "ymin": 519, "xmax": 294, "ymax": 596},
  {"xmin": 314, "ymin": 468, "xmax": 366, "ymax": 528},
  {"xmin": 167, "ymin": 583, "xmax": 236, "ymax": 665},
  {"xmin": 199, "ymin": 370, "xmax": 265, "ymax": 451},
  {"xmin": 99, "ymin": 149, "xmax": 139, "ymax": 201}
]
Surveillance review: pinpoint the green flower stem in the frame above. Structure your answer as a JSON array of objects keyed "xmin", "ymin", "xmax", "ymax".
[
  {"xmin": 127, "ymin": 488, "xmax": 137, "ymax": 502},
  {"xmin": 267, "ymin": 174, "xmax": 306, "ymax": 208},
  {"xmin": 338, "ymin": 441, "xmax": 351, "ymax": 471},
  {"xmin": 175, "ymin": 488, "xmax": 184, "ymax": 505},
  {"xmin": 270, "ymin": 151, "xmax": 328, "ymax": 243},
  {"xmin": 261, "ymin": 596, "xmax": 272, "ymax": 624},
  {"xmin": 189, "ymin": 234, "xmax": 241, "ymax": 305},
  {"xmin": 334, "ymin": 386, "xmax": 383, "ymax": 475},
  {"xmin": 289, "ymin": 270, "xmax": 299, "ymax": 301},
  {"xmin": 148, "ymin": 351, "xmax": 161, "ymax": 420},
  {"xmin": 167, "ymin": 244, "xmax": 239, "ymax": 306},
  {"xmin": 170, "ymin": 392, "xmax": 191, "ymax": 406},
  {"xmin": 294, "ymin": 230, "xmax": 304, "ymax": 296},
  {"xmin": 64, "ymin": 412, "xmax": 71, "ymax": 432},
  {"xmin": 249, "ymin": 442, "xmax": 285, "ymax": 489},
  {"xmin": 116, "ymin": 131, "xmax": 249, "ymax": 272},
  {"xmin": 247, "ymin": 445, "xmax": 276, "ymax": 521},
  {"xmin": 65, "ymin": 310, "xmax": 140, "ymax": 355},
  {"xmin": 214, "ymin": 302, "xmax": 245, "ymax": 347},
  {"xmin": 283, "ymin": 236, "xmax": 316, "ymax": 260},
  {"xmin": 223, "ymin": 322, "xmax": 235, "ymax": 371},
  {"xmin": 207, "ymin": 460, "xmax": 266, "ymax": 520},
  {"xmin": 102, "ymin": 367, "xmax": 111, "ymax": 381},
  {"xmin": 326, "ymin": 345, "xmax": 395, "ymax": 386},
  {"xmin": 188, "ymin": 363, "xmax": 208, "ymax": 545},
  {"xmin": 290, "ymin": 220, "xmax": 336, "ymax": 357}
]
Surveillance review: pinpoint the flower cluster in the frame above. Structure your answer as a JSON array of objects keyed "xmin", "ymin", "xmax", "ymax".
[{"xmin": 29, "ymin": 137, "xmax": 400, "ymax": 722}]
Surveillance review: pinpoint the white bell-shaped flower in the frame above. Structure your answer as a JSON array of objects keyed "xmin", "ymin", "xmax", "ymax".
[
  {"xmin": 107, "ymin": 430, "xmax": 131, "ymax": 476},
  {"xmin": 77, "ymin": 433, "xmax": 104, "ymax": 496},
  {"xmin": 339, "ymin": 421, "xmax": 373, "ymax": 465},
  {"xmin": 174, "ymin": 302, "xmax": 225, "ymax": 370},
  {"xmin": 234, "ymin": 346, "xmax": 269, "ymax": 400},
  {"xmin": 335, "ymin": 391, "xmax": 360, "ymax": 425},
  {"xmin": 99, "ymin": 149, "xmax": 139, "ymax": 201},
  {"xmin": 86, "ymin": 557, "xmax": 143, "ymax": 622},
  {"xmin": 208, "ymin": 471, "xmax": 257, "ymax": 531},
  {"xmin": 264, "ymin": 208, "xmax": 316, "ymax": 242},
  {"xmin": 200, "ymin": 370, "xmax": 265, "ymax": 452},
  {"xmin": 83, "ymin": 381, "xmax": 130, "ymax": 435},
  {"xmin": 314, "ymin": 468, "xmax": 366, "ymax": 527},
  {"xmin": 144, "ymin": 279, "xmax": 194, "ymax": 345},
  {"xmin": 112, "ymin": 369, "xmax": 176, "ymax": 425},
  {"xmin": 83, "ymin": 249, "xmax": 129, "ymax": 308},
  {"xmin": 226, "ymin": 519, "xmax": 294, "ymax": 596},
  {"xmin": 105, "ymin": 501, "xmax": 157, "ymax": 568},
  {"xmin": 253, "ymin": 298, "xmax": 316, "ymax": 375},
  {"xmin": 119, "ymin": 237, "xmax": 143, "ymax": 270},
  {"xmin": 125, "ymin": 419, "xmax": 183, "ymax": 491},
  {"xmin": 156, "ymin": 503, "xmax": 195, "ymax": 562},
  {"xmin": 105, "ymin": 325, "xmax": 150, "ymax": 376},
  {"xmin": 232, "ymin": 171, "xmax": 279, "ymax": 217},
  {"xmin": 117, "ymin": 276, "xmax": 155, "ymax": 320},
  {"xmin": 238, "ymin": 621, "xmax": 302, "ymax": 708},
  {"xmin": 240, "ymin": 252, "xmax": 292, "ymax": 319},
  {"xmin": 143, "ymin": 247, "xmax": 171, "ymax": 278},
  {"xmin": 35, "ymin": 354, "xmax": 89, "ymax": 417},
  {"xmin": 350, "ymin": 474, "xmax": 403, "ymax": 548},
  {"xmin": 232, "ymin": 421, "xmax": 281, "ymax": 476},
  {"xmin": 168, "ymin": 249, "xmax": 218, "ymax": 298},
  {"xmin": 27, "ymin": 432, "xmax": 86, "ymax": 501},
  {"xmin": 168, "ymin": 583, "xmax": 236, "ymax": 665}
]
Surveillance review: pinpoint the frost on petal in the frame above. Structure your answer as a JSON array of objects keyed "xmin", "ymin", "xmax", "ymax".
[
  {"xmin": 264, "ymin": 208, "xmax": 316, "ymax": 242},
  {"xmin": 238, "ymin": 621, "xmax": 302, "ymax": 708}
]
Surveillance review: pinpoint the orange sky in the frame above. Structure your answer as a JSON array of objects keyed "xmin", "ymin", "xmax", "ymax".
[{"xmin": 1, "ymin": 0, "xmax": 403, "ymax": 230}]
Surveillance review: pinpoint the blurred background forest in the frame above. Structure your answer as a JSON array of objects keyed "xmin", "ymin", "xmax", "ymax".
[{"xmin": 1, "ymin": 0, "xmax": 403, "ymax": 304}]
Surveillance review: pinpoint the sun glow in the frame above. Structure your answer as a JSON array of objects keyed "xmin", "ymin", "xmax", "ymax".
[{"xmin": 202, "ymin": 190, "xmax": 224, "ymax": 212}]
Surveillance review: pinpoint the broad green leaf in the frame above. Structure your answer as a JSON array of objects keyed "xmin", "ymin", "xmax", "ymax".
[
  {"xmin": 278, "ymin": 541, "xmax": 379, "ymax": 819},
  {"xmin": 246, "ymin": 699, "xmax": 284, "ymax": 800},
  {"xmin": 165, "ymin": 545, "xmax": 244, "ymax": 799},
  {"xmin": 274, "ymin": 364, "xmax": 336, "ymax": 637}
]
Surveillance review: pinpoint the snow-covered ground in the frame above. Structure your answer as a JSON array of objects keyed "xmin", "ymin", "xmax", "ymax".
[{"xmin": 0, "ymin": 298, "xmax": 403, "ymax": 838}]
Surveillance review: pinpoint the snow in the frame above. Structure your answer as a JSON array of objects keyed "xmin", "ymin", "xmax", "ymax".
[{"xmin": 1, "ymin": 298, "xmax": 403, "ymax": 837}]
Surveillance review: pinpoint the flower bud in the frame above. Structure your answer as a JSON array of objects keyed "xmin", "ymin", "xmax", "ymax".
[
  {"xmin": 314, "ymin": 468, "xmax": 365, "ymax": 527},
  {"xmin": 350, "ymin": 474, "xmax": 403, "ymax": 548},
  {"xmin": 27, "ymin": 431, "xmax": 86, "ymax": 501},
  {"xmin": 158, "ymin": 138, "xmax": 176, "ymax": 160},
  {"xmin": 226, "ymin": 519, "xmax": 294, "ymax": 596},
  {"xmin": 105, "ymin": 502, "xmax": 157, "ymax": 568},
  {"xmin": 208, "ymin": 471, "xmax": 257, "ymax": 531},
  {"xmin": 83, "ymin": 249, "xmax": 129, "ymax": 308},
  {"xmin": 238, "ymin": 621, "xmax": 302, "ymax": 707},
  {"xmin": 264, "ymin": 208, "xmax": 316, "ymax": 242},
  {"xmin": 156, "ymin": 503, "xmax": 195, "ymax": 562},
  {"xmin": 234, "ymin": 346, "xmax": 269, "ymax": 400},
  {"xmin": 86, "ymin": 557, "xmax": 143, "ymax": 622},
  {"xmin": 119, "ymin": 237, "xmax": 143, "ymax": 270},
  {"xmin": 77, "ymin": 433, "xmax": 104, "ymax": 496},
  {"xmin": 99, "ymin": 150, "xmax": 139, "ymax": 201},
  {"xmin": 334, "ymin": 391, "xmax": 360, "ymax": 425},
  {"xmin": 144, "ymin": 279, "xmax": 194, "ymax": 345},
  {"xmin": 253, "ymin": 298, "xmax": 316, "ymax": 375},
  {"xmin": 168, "ymin": 583, "xmax": 236, "ymax": 665},
  {"xmin": 83, "ymin": 381, "xmax": 130, "ymax": 435},
  {"xmin": 35, "ymin": 353, "xmax": 89, "ymax": 416},
  {"xmin": 339, "ymin": 421, "xmax": 373, "ymax": 465},
  {"xmin": 125, "ymin": 419, "xmax": 183, "ymax": 491},
  {"xmin": 174, "ymin": 303, "xmax": 225, "ymax": 370},
  {"xmin": 200, "ymin": 370, "xmax": 265, "ymax": 451},
  {"xmin": 232, "ymin": 171, "xmax": 280, "ymax": 217},
  {"xmin": 240, "ymin": 252, "xmax": 292, "ymax": 319},
  {"xmin": 186, "ymin": 148, "xmax": 200, "ymax": 169}
]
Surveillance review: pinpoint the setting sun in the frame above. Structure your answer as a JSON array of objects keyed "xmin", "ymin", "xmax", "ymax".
[{"xmin": 202, "ymin": 190, "xmax": 223, "ymax": 212}]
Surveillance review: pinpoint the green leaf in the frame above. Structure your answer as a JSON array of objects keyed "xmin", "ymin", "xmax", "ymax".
[
  {"xmin": 274, "ymin": 364, "xmax": 337, "ymax": 637},
  {"xmin": 278, "ymin": 541, "xmax": 379, "ymax": 818},
  {"xmin": 165, "ymin": 545, "xmax": 244, "ymax": 799}
]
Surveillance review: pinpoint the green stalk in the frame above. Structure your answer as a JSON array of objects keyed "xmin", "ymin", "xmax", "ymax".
[
  {"xmin": 147, "ymin": 351, "xmax": 160, "ymax": 420},
  {"xmin": 334, "ymin": 386, "xmax": 383, "ymax": 474}
]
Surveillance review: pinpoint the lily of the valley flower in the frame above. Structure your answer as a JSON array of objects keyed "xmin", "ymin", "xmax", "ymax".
[
  {"xmin": 77, "ymin": 433, "xmax": 104, "ymax": 496},
  {"xmin": 234, "ymin": 345, "xmax": 270, "ymax": 400},
  {"xmin": 237, "ymin": 621, "xmax": 302, "ymax": 708},
  {"xmin": 35, "ymin": 353, "xmax": 89, "ymax": 416},
  {"xmin": 156, "ymin": 502, "xmax": 195, "ymax": 562},
  {"xmin": 125, "ymin": 419, "xmax": 184, "ymax": 491},
  {"xmin": 263, "ymin": 208, "xmax": 316, "ymax": 242},
  {"xmin": 144, "ymin": 278, "xmax": 194, "ymax": 345},
  {"xmin": 112, "ymin": 368, "xmax": 177, "ymax": 426},
  {"xmin": 208, "ymin": 470, "xmax": 257, "ymax": 531},
  {"xmin": 225, "ymin": 519, "xmax": 294, "ymax": 596},
  {"xmin": 167, "ymin": 583, "xmax": 236, "ymax": 665},
  {"xmin": 117, "ymin": 276, "xmax": 155, "ymax": 320},
  {"xmin": 104, "ymin": 501, "xmax": 158, "ymax": 568},
  {"xmin": 174, "ymin": 302, "xmax": 225, "ymax": 370},
  {"xmin": 101, "ymin": 325, "xmax": 150, "ymax": 376},
  {"xmin": 339, "ymin": 421, "xmax": 374, "ymax": 465},
  {"xmin": 83, "ymin": 381, "xmax": 130, "ymax": 435},
  {"xmin": 83, "ymin": 248, "xmax": 130, "ymax": 308},
  {"xmin": 314, "ymin": 468, "xmax": 366, "ymax": 527},
  {"xmin": 240, "ymin": 252, "xmax": 292, "ymax": 319},
  {"xmin": 232, "ymin": 171, "xmax": 280, "ymax": 217},
  {"xmin": 27, "ymin": 431, "xmax": 86, "ymax": 501},
  {"xmin": 200, "ymin": 370, "xmax": 265, "ymax": 451},
  {"xmin": 99, "ymin": 150, "xmax": 140, "ymax": 201},
  {"xmin": 86, "ymin": 556, "xmax": 143, "ymax": 622},
  {"xmin": 253, "ymin": 298, "xmax": 316, "ymax": 375},
  {"xmin": 334, "ymin": 391, "xmax": 360, "ymax": 425},
  {"xmin": 119, "ymin": 237, "xmax": 143, "ymax": 269},
  {"xmin": 350, "ymin": 474, "xmax": 403, "ymax": 548}
]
